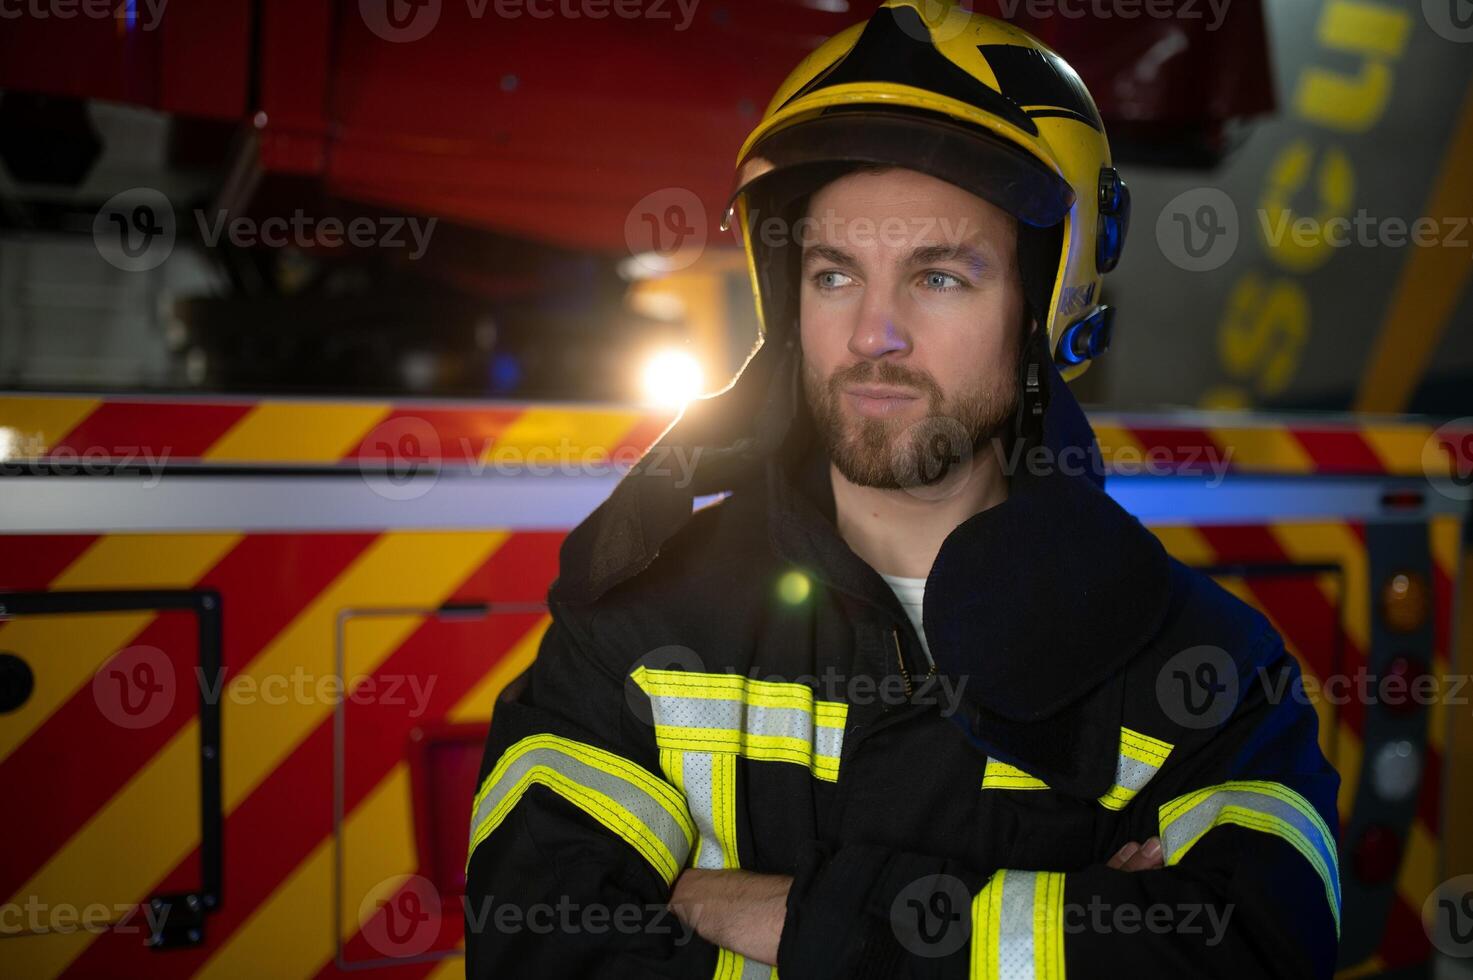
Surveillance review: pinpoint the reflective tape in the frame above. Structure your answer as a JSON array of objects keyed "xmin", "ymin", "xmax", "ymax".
[
  {"xmin": 467, "ymin": 733, "xmax": 696, "ymax": 886},
  {"xmin": 970, "ymin": 869, "xmax": 1066, "ymax": 980},
  {"xmin": 1159, "ymin": 779, "xmax": 1341, "ymax": 935},
  {"xmin": 631, "ymin": 667, "xmax": 848, "ymax": 781},
  {"xmin": 1097, "ymin": 728, "xmax": 1173, "ymax": 811},
  {"xmin": 980, "ymin": 728, "xmax": 1174, "ymax": 811}
]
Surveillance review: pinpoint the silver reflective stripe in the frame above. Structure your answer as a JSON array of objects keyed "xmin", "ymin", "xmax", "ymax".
[
  {"xmin": 740, "ymin": 957, "xmax": 773, "ymax": 979},
  {"xmin": 1161, "ymin": 786, "xmax": 1340, "ymax": 917},
  {"xmin": 469, "ymin": 744, "xmax": 690, "ymax": 873},
  {"xmin": 648, "ymin": 696, "xmax": 839, "ymax": 746},
  {"xmin": 996, "ymin": 870, "xmax": 1041, "ymax": 979},
  {"xmin": 681, "ymin": 750, "xmax": 728, "ymax": 870},
  {"xmin": 1114, "ymin": 752, "xmax": 1160, "ymax": 794}
]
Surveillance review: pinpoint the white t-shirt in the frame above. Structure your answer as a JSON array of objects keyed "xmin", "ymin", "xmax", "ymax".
[{"xmin": 879, "ymin": 572, "xmax": 935, "ymax": 668}]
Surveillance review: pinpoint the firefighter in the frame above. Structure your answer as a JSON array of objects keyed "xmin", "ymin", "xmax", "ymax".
[{"xmin": 464, "ymin": 2, "xmax": 1341, "ymax": 977}]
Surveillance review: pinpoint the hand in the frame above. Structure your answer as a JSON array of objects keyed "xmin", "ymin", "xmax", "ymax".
[
  {"xmin": 668, "ymin": 868, "xmax": 792, "ymax": 966},
  {"xmin": 1106, "ymin": 837, "xmax": 1165, "ymax": 871}
]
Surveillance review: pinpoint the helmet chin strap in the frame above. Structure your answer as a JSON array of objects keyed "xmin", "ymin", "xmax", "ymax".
[{"xmin": 1008, "ymin": 314, "xmax": 1052, "ymax": 458}]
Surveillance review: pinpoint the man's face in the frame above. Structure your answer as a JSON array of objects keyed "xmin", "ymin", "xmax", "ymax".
[{"xmin": 798, "ymin": 167, "xmax": 1029, "ymax": 491}]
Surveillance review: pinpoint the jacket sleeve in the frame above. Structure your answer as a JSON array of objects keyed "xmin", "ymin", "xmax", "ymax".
[
  {"xmin": 776, "ymin": 631, "xmax": 1342, "ymax": 980},
  {"xmin": 463, "ymin": 602, "xmax": 718, "ymax": 979}
]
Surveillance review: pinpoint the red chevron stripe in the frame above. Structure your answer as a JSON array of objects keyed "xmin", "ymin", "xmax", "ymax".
[
  {"xmin": 342, "ymin": 407, "xmax": 527, "ymax": 465},
  {"xmin": 1289, "ymin": 429, "xmax": 1385, "ymax": 474},
  {"xmin": 61, "ymin": 534, "xmax": 556, "ymax": 978},
  {"xmin": 1122, "ymin": 426, "xmax": 1229, "ymax": 470},
  {"xmin": 0, "ymin": 534, "xmax": 99, "ymax": 590},
  {"xmin": 0, "ymin": 534, "xmax": 378, "ymax": 901},
  {"xmin": 51, "ymin": 401, "xmax": 252, "ymax": 463}
]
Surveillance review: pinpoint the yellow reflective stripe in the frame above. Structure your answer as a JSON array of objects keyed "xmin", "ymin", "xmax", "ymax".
[
  {"xmin": 969, "ymin": 869, "xmax": 1067, "ymax": 980},
  {"xmin": 980, "ymin": 728, "xmax": 1173, "ymax": 811},
  {"xmin": 1158, "ymin": 779, "xmax": 1341, "ymax": 935},
  {"xmin": 1098, "ymin": 728, "xmax": 1174, "ymax": 811},
  {"xmin": 982, "ymin": 759, "xmax": 1050, "ymax": 790},
  {"xmin": 630, "ymin": 666, "xmax": 848, "ymax": 782},
  {"xmin": 466, "ymin": 734, "xmax": 696, "ymax": 886}
]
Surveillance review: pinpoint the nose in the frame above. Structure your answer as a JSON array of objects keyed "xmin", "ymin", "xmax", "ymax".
[{"xmin": 847, "ymin": 293, "xmax": 910, "ymax": 360}]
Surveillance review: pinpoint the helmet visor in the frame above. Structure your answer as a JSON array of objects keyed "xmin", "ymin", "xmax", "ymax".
[{"xmin": 721, "ymin": 109, "xmax": 1074, "ymax": 233}]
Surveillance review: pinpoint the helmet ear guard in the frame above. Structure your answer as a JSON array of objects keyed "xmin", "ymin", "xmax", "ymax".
[{"xmin": 1095, "ymin": 166, "xmax": 1130, "ymax": 275}]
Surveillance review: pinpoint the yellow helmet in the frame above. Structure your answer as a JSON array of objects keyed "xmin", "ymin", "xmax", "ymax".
[{"xmin": 721, "ymin": 0, "xmax": 1129, "ymax": 380}]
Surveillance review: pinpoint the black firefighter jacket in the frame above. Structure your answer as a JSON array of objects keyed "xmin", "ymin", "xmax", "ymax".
[{"xmin": 464, "ymin": 329, "xmax": 1342, "ymax": 979}]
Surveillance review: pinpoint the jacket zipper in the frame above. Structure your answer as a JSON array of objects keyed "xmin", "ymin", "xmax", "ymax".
[{"xmin": 890, "ymin": 625, "xmax": 936, "ymax": 699}]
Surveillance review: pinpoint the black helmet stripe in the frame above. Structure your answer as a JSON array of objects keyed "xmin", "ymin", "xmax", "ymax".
[
  {"xmin": 977, "ymin": 44, "xmax": 1104, "ymax": 133},
  {"xmin": 776, "ymin": 5, "xmax": 1039, "ymax": 138}
]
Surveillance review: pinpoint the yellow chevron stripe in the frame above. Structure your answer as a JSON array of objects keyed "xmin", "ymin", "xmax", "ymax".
[
  {"xmin": 0, "ymin": 395, "xmax": 101, "ymax": 455},
  {"xmin": 1359, "ymin": 426, "xmax": 1435, "ymax": 476},
  {"xmin": 208, "ymin": 608, "xmax": 552, "ymax": 977},
  {"xmin": 1206, "ymin": 424, "xmax": 1313, "ymax": 473},
  {"xmin": 1091, "ymin": 423, "xmax": 1146, "ymax": 469},
  {"xmin": 1149, "ymin": 525, "xmax": 1217, "ymax": 565},
  {"xmin": 6, "ymin": 532, "xmax": 504, "ymax": 977},
  {"xmin": 0, "ymin": 534, "xmax": 241, "ymax": 766},
  {"xmin": 1268, "ymin": 524, "xmax": 1369, "ymax": 655},
  {"xmin": 481, "ymin": 407, "xmax": 645, "ymax": 466},
  {"xmin": 198, "ymin": 766, "xmax": 417, "ymax": 978},
  {"xmin": 203, "ymin": 401, "xmax": 392, "ymax": 463}
]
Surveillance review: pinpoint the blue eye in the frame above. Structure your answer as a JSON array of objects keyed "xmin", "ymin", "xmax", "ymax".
[
  {"xmin": 923, "ymin": 271, "xmax": 965, "ymax": 291},
  {"xmin": 813, "ymin": 271, "xmax": 854, "ymax": 290}
]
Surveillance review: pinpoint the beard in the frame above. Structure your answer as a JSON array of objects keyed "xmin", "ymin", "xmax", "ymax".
[{"xmin": 803, "ymin": 355, "xmax": 1018, "ymax": 493}]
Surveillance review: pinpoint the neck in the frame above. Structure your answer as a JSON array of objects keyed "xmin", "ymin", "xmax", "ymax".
[{"xmin": 830, "ymin": 445, "xmax": 1010, "ymax": 580}]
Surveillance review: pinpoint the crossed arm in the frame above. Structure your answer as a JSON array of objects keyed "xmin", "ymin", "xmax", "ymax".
[{"xmin": 667, "ymin": 837, "xmax": 1167, "ymax": 965}]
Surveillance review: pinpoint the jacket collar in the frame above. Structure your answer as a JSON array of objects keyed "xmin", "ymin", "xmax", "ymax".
[
  {"xmin": 764, "ymin": 350, "xmax": 1173, "ymax": 799},
  {"xmin": 547, "ymin": 332, "xmax": 1172, "ymax": 799}
]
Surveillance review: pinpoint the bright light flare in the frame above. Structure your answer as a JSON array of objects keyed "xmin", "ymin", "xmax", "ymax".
[{"xmin": 640, "ymin": 349, "xmax": 705, "ymax": 408}]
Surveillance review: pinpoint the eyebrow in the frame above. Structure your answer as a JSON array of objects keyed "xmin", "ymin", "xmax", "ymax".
[{"xmin": 801, "ymin": 242, "xmax": 995, "ymax": 273}]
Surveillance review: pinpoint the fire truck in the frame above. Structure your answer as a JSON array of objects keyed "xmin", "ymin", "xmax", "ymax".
[{"xmin": 1, "ymin": 394, "xmax": 1469, "ymax": 977}]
